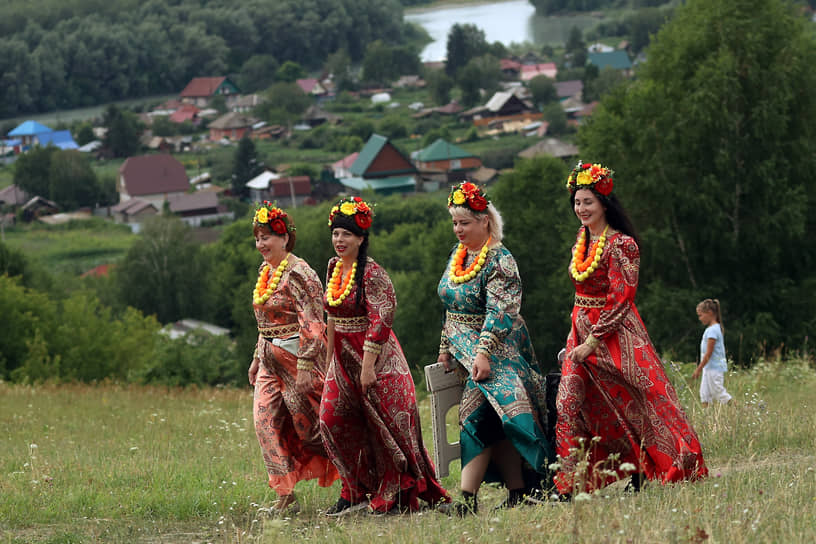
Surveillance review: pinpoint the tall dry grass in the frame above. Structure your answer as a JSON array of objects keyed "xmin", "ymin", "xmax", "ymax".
[{"xmin": 2, "ymin": 357, "xmax": 815, "ymax": 543}]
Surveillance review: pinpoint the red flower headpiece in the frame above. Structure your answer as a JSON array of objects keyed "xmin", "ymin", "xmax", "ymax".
[
  {"xmin": 253, "ymin": 201, "xmax": 295, "ymax": 235},
  {"xmin": 566, "ymin": 161, "xmax": 615, "ymax": 196},
  {"xmin": 447, "ymin": 181, "xmax": 489, "ymax": 213},
  {"xmin": 328, "ymin": 196, "xmax": 374, "ymax": 231}
]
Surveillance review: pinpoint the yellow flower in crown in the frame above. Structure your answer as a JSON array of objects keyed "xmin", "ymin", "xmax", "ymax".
[
  {"xmin": 340, "ymin": 201, "xmax": 356, "ymax": 215},
  {"xmin": 576, "ymin": 170, "xmax": 593, "ymax": 186},
  {"xmin": 255, "ymin": 207, "xmax": 269, "ymax": 224},
  {"xmin": 566, "ymin": 161, "xmax": 615, "ymax": 196},
  {"xmin": 452, "ymin": 190, "xmax": 466, "ymax": 205}
]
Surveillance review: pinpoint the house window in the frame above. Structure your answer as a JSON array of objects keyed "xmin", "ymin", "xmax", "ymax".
[{"xmin": 450, "ymin": 160, "xmax": 461, "ymax": 169}]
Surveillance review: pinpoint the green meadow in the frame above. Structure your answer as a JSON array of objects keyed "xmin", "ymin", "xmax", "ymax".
[{"xmin": 2, "ymin": 357, "xmax": 815, "ymax": 543}]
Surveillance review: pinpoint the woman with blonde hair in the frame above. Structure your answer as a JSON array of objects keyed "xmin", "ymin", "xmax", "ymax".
[{"xmin": 436, "ymin": 182, "xmax": 553, "ymax": 515}]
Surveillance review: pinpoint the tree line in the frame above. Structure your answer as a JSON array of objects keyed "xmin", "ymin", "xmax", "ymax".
[
  {"xmin": 0, "ymin": 0, "xmax": 415, "ymax": 118},
  {"xmin": 2, "ymin": 0, "xmax": 814, "ymax": 386}
]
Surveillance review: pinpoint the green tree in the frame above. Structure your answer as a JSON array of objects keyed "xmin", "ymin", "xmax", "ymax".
[
  {"xmin": 578, "ymin": 0, "xmax": 816, "ymax": 361},
  {"xmin": 541, "ymin": 102, "xmax": 568, "ymax": 136},
  {"xmin": 259, "ymin": 82, "xmax": 311, "ymax": 128},
  {"xmin": 13, "ymin": 145, "xmax": 57, "ymax": 198},
  {"xmin": 528, "ymin": 75, "xmax": 558, "ymax": 107},
  {"xmin": 238, "ymin": 54, "xmax": 279, "ymax": 93},
  {"xmin": 445, "ymin": 23, "xmax": 489, "ymax": 77},
  {"xmin": 117, "ymin": 216, "xmax": 208, "ymax": 324},
  {"xmin": 457, "ymin": 55, "xmax": 501, "ymax": 107},
  {"xmin": 324, "ymin": 49, "xmax": 354, "ymax": 91},
  {"xmin": 74, "ymin": 123, "xmax": 95, "ymax": 146},
  {"xmin": 231, "ymin": 135, "xmax": 263, "ymax": 198},
  {"xmin": 103, "ymin": 105, "xmax": 142, "ymax": 158},
  {"xmin": 276, "ymin": 60, "xmax": 306, "ymax": 83},
  {"xmin": 48, "ymin": 150, "xmax": 99, "ymax": 209},
  {"xmin": 426, "ymin": 69, "xmax": 454, "ymax": 106}
]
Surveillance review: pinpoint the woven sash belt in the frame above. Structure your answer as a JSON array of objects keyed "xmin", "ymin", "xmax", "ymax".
[
  {"xmin": 258, "ymin": 323, "xmax": 300, "ymax": 339},
  {"xmin": 333, "ymin": 315, "xmax": 368, "ymax": 333},
  {"xmin": 446, "ymin": 310, "xmax": 485, "ymax": 328},
  {"xmin": 574, "ymin": 294, "xmax": 606, "ymax": 308}
]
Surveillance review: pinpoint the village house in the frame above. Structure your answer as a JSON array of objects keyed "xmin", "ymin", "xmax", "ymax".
[
  {"xmin": 179, "ymin": 76, "xmax": 241, "ymax": 108},
  {"xmin": 208, "ymin": 112, "xmax": 258, "ymax": 141},
  {"xmin": 500, "ymin": 58, "xmax": 522, "ymax": 79},
  {"xmin": 231, "ymin": 94, "xmax": 266, "ymax": 113},
  {"xmin": 331, "ymin": 152, "xmax": 359, "ymax": 180},
  {"xmin": 245, "ymin": 170, "xmax": 312, "ymax": 207},
  {"xmin": 520, "ymin": 63, "xmax": 557, "ymax": 81},
  {"xmin": 110, "ymin": 198, "xmax": 159, "ymax": 230},
  {"xmin": 167, "ymin": 191, "xmax": 233, "ymax": 227},
  {"xmin": 6, "ymin": 121, "xmax": 52, "ymax": 147},
  {"xmin": 554, "ymin": 80, "xmax": 584, "ymax": 101},
  {"xmin": 296, "ymin": 78, "xmax": 328, "ymax": 97},
  {"xmin": 340, "ymin": 134, "xmax": 419, "ymax": 195},
  {"xmin": 117, "ymin": 154, "xmax": 190, "ymax": 209},
  {"xmin": 517, "ymin": 137, "xmax": 579, "ymax": 160},
  {"xmin": 415, "ymin": 138, "xmax": 482, "ymax": 183},
  {"xmin": 587, "ymin": 51, "xmax": 634, "ymax": 77},
  {"xmin": 5, "ymin": 121, "xmax": 78, "ymax": 152},
  {"xmin": 460, "ymin": 91, "xmax": 542, "ymax": 131}
]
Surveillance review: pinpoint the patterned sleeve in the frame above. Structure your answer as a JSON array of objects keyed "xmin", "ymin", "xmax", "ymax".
[
  {"xmin": 362, "ymin": 260, "xmax": 396, "ymax": 354},
  {"xmin": 590, "ymin": 235, "xmax": 640, "ymax": 340},
  {"xmin": 287, "ymin": 259, "xmax": 327, "ymax": 366},
  {"xmin": 323, "ymin": 257, "xmax": 335, "ymax": 315},
  {"xmin": 478, "ymin": 249, "xmax": 521, "ymax": 357}
]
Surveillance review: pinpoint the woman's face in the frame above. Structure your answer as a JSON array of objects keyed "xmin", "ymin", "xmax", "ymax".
[
  {"xmin": 450, "ymin": 209, "xmax": 489, "ymax": 250},
  {"xmin": 255, "ymin": 230, "xmax": 287, "ymax": 263},
  {"xmin": 332, "ymin": 227, "xmax": 363, "ymax": 259},
  {"xmin": 573, "ymin": 189, "xmax": 607, "ymax": 231}
]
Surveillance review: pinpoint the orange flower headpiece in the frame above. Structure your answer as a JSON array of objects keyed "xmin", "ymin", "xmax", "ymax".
[
  {"xmin": 253, "ymin": 201, "xmax": 295, "ymax": 235},
  {"xmin": 566, "ymin": 161, "xmax": 614, "ymax": 196},
  {"xmin": 447, "ymin": 182, "xmax": 489, "ymax": 213},
  {"xmin": 328, "ymin": 196, "xmax": 373, "ymax": 232}
]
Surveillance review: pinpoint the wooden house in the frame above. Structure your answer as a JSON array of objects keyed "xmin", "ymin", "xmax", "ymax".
[
  {"xmin": 415, "ymin": 138, "xmax": 481, "ymax": 182},
  {"xmin": 179, "ymin": 77, "xmax": 241, "ymax": 107},
  {"xmin": 208, "ymin": 112, "xmax": 258, "ymax": 141},
  {"xmin": 117, "ymin": 155, "xmax": 190, "ymax": 209},
  {"xmin": 340, "ymin": 134, "xmax": 418, "ymax": 194}
]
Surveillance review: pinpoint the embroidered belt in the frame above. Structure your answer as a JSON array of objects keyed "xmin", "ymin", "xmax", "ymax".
[
  {"xmin": 333, "ymin": 315, "xmax": 368, "ymax": 333},
  {"xmin": 574, "ymin": 294, "xmax": 606, "ymax": 308},
  {"xmin": 446, "ymin": 311, "xmax": 485, "ymax": 328},
  {"xmin": 258, "ymin": 323, "xmax": 300, "ymax": 339}
]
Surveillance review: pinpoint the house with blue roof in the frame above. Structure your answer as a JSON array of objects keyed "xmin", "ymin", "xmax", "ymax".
[
  {"xmin": 339, "ymin": 134, "xmax": 419, "ymax": 195},
  {"xmin": 35, "ymin": 130, "xmax": 79, "ymax": 150},
  {"xmin": 587, "ymin": 51, "xmax": 633, "ymax": 76},
  {"xmin": 7, "ymin": 120, "xmax": 54, "ymax": 147}
]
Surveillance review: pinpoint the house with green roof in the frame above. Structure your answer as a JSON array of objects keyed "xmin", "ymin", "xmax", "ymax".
[
  {"xmin": 587, "ymin": 51, "xmax": 633, "ymax": 76},
  {"xmin": 415, "ymin": 138, "xmax": 482, "ymax": 177},
  {"xmin": 339, "ymin": 134, "xmax": 418, "ymax": 195}
]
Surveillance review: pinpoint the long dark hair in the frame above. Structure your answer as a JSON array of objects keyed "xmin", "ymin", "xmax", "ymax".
[
  {"xmin": 354, "ymin": 233, "xmax": 369, "ymax": 308},
  {"xmin": 570, "ymin": 189, "xmax": 640, "ymax": 247}
]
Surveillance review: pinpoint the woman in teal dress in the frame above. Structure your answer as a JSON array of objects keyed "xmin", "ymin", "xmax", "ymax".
[{"xmin": 436, "ymin": 182, "xmax": 554, "ymax": 515}]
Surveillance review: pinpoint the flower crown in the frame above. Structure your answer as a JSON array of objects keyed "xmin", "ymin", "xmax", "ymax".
[
  {"xmin": 328, "ymin": 196, "xmax": 373, "ymax": 230},
  {"xmin": 253, "ymin": 201, "xmax": 295, "ymax": 235},
  {"xmin": 447, "ymin": 181, "xmax": 489, "ymax": 213},
  {"xmin": 566, "ymin": 162, "xmax": 614, "ymax": 196}
]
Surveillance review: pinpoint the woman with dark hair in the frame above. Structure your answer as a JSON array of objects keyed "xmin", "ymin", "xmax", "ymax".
[
  {"xmin": 554, "ymin": 163, "xmax": 707, "ymax": 496},
  {"xmin": 436, "ymin": 182, "xmax": 554, "ymax": 515},
  {"xmin": 249, "ymin": 202, "xmax": 339, "ymax": 514},
  {"xmin": 319, "ymin": 196, "xmax": 450, "ymax": 516}
]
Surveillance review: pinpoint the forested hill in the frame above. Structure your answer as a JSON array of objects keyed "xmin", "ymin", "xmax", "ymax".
[{"xmin": 0, "ymin": 0, "xmax": 415, "ymax": 118}]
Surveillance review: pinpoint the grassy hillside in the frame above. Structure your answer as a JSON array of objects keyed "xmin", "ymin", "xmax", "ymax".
[{"xmin": 1, "ymin": 357, "xmax": 814, "ymax": 543}]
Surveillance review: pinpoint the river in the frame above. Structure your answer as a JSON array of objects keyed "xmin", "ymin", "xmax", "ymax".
[{"xmin": 405, "ymin": 0, "xmax": 600, "ymax": 62}]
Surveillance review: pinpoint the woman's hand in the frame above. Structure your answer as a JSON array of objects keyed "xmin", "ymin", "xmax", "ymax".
[
  {"xmin": 691, "ymin": 366, "xmax": 702, "ymax": 380},
  {"xmin": 472, "ymin": 353, "xmax": 491, "ymax": 381},
  {"xmin": 437, "ymin": 352, "xmax": 452, "ymax": 371},
  {"xmin": 360, "ymin": 365, "xmax": 377, "ymax": 394},
  {"xmin": 248, "ymin": 357, "xmax": 260, "ymax": 386},
  {"xmin": 569, "ymin": 343, "xmax": 594, "ymax": 364},
  {"xmin": 295, "ymin": 370, "xmax": 312, "ymax": 394}
]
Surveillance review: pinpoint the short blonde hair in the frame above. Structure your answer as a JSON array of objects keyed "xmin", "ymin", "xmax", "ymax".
[{"xmin": 449, "ymin": 203, "xmax": 503, "ymax": 246}]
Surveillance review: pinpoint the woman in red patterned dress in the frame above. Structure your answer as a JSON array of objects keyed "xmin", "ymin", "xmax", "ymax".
[
  {"xmin": 319, "ymin": 196, "xmax": 450, "ymax": 516},
  {"xmin": 249, "ymin": 202, "xmax": 339, "ymax": 513},
  {"xmin": 554, "ymin": 163, "xmax": 707, "ymax": 496}
]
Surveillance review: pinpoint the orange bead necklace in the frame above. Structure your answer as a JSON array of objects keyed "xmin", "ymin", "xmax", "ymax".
[{"xmin": 326, "ymin": 260, "xmax": 357, "ymax": 307}]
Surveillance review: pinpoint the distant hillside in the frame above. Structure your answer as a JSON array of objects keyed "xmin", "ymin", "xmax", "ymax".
[{"xmin": 0, "ymin": 0, "xmax": 412, "ymax": 118}]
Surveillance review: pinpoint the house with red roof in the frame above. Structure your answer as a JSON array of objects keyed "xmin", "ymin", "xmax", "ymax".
[
  {"xmin": 332, "ymin": 152, "xmax": 359, "ymax": 179},
  {"xmin": 117, "ymin": 155, "xmax": 190, "ymax": 209},
  {"xmin": 296, "ymin": 78, "xmax": 327, "ymax": 96},
  {"xmin": 339, "ymin": 134, "xmax": 418, "ymax": 195},
  {"xmin": 169, "ymin": 104, "xmax": 201, "ymax": 124},
  {"xmin": 520, "ymin": 63, "xmax": 557, "ymax": 81},
  {"xmin": 180, "ymin": 76, "xmax": 241, "ymax": 107},
  {"xmin": 208, "ymin": 112, "xmax": 258, "ymax": 141}
]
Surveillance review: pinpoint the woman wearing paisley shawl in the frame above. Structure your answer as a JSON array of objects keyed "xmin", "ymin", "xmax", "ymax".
[
  {"xmin": 555, "ymin": 163, "xmax": 707, "ymax": 496},
  {"xmin": 319, "ymin": 196, "xmax": 450, "ymax": 516},
  {"xmin": 249, "ymin": 202, "xmax": 339, "ymax": 514},
  {"xmin": 436, "ymin": 182, "xmax": 554, "ymax": 516}
]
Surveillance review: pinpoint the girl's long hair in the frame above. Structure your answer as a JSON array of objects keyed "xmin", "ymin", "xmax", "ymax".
[
  {"xmin": 697, "ymin": 298, "xmax": 724, "ymax": 332},
  {"xmin": 354, "ymin": 234, "xmax": 369, "ymax": 308},
  {"xmin": 570, "ymin": 189, "xmax": 640, "ymax": 247}
]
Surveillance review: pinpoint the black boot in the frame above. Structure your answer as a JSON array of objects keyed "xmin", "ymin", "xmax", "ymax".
[
  {"xmin": 625, "ymin": 473, "xmax": 644, "ymax": 493},
  {"xmin": 495, "ymin": 487, "xmax": 526, "ymax": 509},
  {"xmin": 451, "ymin": 491, "xmax": 478, "ymax": 516}
]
